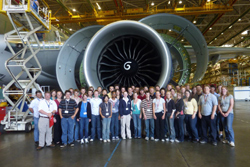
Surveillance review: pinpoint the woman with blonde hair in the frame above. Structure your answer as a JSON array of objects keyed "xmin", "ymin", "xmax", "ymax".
[{"xmin": 218, "ymin": 86, "xmax": 235, "ymax": 147}]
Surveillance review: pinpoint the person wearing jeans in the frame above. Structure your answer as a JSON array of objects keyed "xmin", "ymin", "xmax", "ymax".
[
  {"xmin": 142, "ymin": 91, "xmax": 154, "ymax": 141},
  {"xmin": 76, "ymin": 94, "xmax": 91, "ymax": 144},
  {"xmin": 153, "ymin": 91, "xmax": 166, "ymax": 142},
  {"xmin": 131, "ymin": 92, "xmax": 142, "ymax": 139},
  {"xmin": 175, "ymin": 92, "xmax": 185, "ymax": 142},
  {"xmin": 90, "ymin": 90, "xmax": 103, "ymax": 141},
  {"xmin": 99, "ymin": 95, "xmax": 112, "ymax": 142},
  {"xmin": 29, "ymin": 90, "xmax": 43, "ymax": 145},
  {"xmin": 218, "ymin": 86, "xmax": 235, "ymax": 147},
  {"xmin": 59, "ymin": 90, "xmax": 78, "ymax": 148},
  {"xmin": 109, "ymin": 91, "xmax": 119, "ymax": 140},
  {"xmin": 198, "ymin": 85, "xmax": 218, "ymax": 146},
  {"xmin": 72, "ymin": 90, "xmax": 82, "ymax": 141},
  {"xmin": 183, "ymin": 90, "xmax": 199, "ymax": 143},
  {"xmin": 165, "ymin": 91, "xmax": 176, "ymax": 142},
  {"xmin": 119, "ymin": 91, "xmax": 132, "ymax": 139}
]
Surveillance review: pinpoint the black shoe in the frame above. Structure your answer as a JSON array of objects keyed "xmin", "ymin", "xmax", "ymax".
[
  {"xmin": 35, "ymin": 141, "xmax": 39, "ymax": 146},
  {"xmin": 69, "ymin": 142, "xmax": 74, "ymax": 147},
  {"xmin": 36, "ymin": 146, "xmax": 44, "ymax": 150}
]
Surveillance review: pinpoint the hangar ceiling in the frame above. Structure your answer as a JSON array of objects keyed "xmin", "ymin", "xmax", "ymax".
[{"xmin": 43, "ymin": 0, "xmax": 250, "ymax": 48}]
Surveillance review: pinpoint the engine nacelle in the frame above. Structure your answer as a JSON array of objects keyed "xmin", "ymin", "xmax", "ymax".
[{"xmin": 84, "ymin": 21, "xmax": 172, "ymax": 89}]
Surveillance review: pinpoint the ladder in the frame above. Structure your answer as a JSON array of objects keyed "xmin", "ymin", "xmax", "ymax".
[{"xmin": 0, "ymin": 0, "xmax": 51, "ymax": 131}]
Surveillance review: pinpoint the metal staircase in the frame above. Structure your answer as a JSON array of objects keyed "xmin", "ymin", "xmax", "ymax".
[{"xmin": 0, "ymin": 0, "xmax": 51, "ymax": 132}]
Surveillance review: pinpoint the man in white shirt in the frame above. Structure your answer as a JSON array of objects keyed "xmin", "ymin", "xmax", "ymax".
[
  {"xmin": 37, "ymin": 92, "xmax": 57, "ymax": 150},
  {"xmin": 29, "ymin": 90, "xmax": 43, "ymax": 145},
  {"xmin": 90, "ymin": 90, "xmax": 102, "ymax": 141}
]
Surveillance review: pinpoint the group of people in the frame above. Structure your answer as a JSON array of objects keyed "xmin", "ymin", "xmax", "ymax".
[{"xmin": 29, "ymin": 84, "xmax": 235, "ymax": 150}]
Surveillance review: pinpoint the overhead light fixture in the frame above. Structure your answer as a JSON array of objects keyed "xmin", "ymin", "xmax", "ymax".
[
  {"xmin": 69, "ymin": 28, "xmax": 72, "ymax": 31},
  {"xmin": 242, "ymin": 30, "xmax": 248, "ymax": 35},
  {"xmin": 72, "ymin": 8, "xmax": 76, "ymax": 12},
  {"xmin": 168, "ymin": 1, "xmax": 171, "ymax": 4},
  {"xmin": 151, "ymin": 2, "xmax": 154, "ymax": 6},
  {"xmin": 179, "ymin": 0, "xmax": 182, "ymax": 4},
  {"xmin": 238, "ymin": 18, "xmax": 241, "ymax": 21},
  {"xmin": 229, "ymin": 25, "xmax": 232, "ymax": 29},
  {"xmin": 193, "ymin": 20, "xmax": 196, "ymax": 24},
  {"xmin": 96, "ymin": 2, "xmax": 101, "ymax": 10},
  {"xmin": 221, "ymin": 32, "xmax": 224, "ymax": 35},
  {"xmin": 215, "ymin": 38, "xmax": 217, "ymax": 40},
  {"xmin": 169, "ymin": 29, "xmax": 172, "ymax": 32},
  {"xmin": 207, "ymin": 0, "xmax": 210, "ymax": 2},
  {"xmin": 209, "ymin": 27, "xmax": 212, "ymax": 30}
]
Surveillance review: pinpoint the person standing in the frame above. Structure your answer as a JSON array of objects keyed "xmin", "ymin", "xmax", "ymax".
[
  {"xmin": 183, "ymin": 90, "xmax": 199, "ymax": 143},
  {"xmin": 119, "ymin": 91, "xmax": 132, "ymax": 139},
  {"xmin": 97, "ymin": 86, "xmax": 103, "ymax": 98},
  {"xmin": 37, "ymin": 92, "xmax": 57, "ymax": 150},
  {"xmin": 76, "ymin": 94, "xmax": 91, "ymax": 144},
  {"xmin": 107, "ymin": 86, "xmax": 114, "ymax": 98},
  {"xmin": 175, "ymin": 92, "xmax": 185, "ymax": 142},
  {"xmin": 128, "ymin": 87, "xmax": 133, "ymax": 100},
  {"xmin": 116, "ymin": 89, "xmax": 121, "ymax": 100},
  {"xmin": 72, "ymin": 90, "xmax": 82, "ymax": 142},
  {"xmin": 218, "ymin": 86, "xmax": 235, "ymax": 147},
  {"xmin": 170, "ymin": 88, "xmax": 177, "ymax": 101},
  {"xmin": 141, "ymin": 91, "xmax": 154, "ymax": 141},
  {"xmin": 99, "ymin": 95, "xmax": 112, "ymax": 142},
  {"xmin": 87, "ymin": 89, "xmax": 93, "ymax": 102},
  {"xmin": 149, "ymin": 86, "xmax": 155, "ymax": 99},
  {"xmin": 29, "ymin": 90, "xmax": 43, "ymax": 145},
  {"xmin": 109, "ymin": 91, "xmax": 119, "ymax": 140},
  {"xmin": 194, "ymin": 84, "xmax": 203, "ymax": 137},
  {"xmin": 50, "ymin": 90, "xmax": 57, "ymax": 100},
  {"xmin": 160, "ymin": 88, "xmax": 166, "ymax": 99},
  {"xmin": 79, "ymin": 87, "xmax": 86, "ymax": 99},
  {"xmin": 90, "ymin": 90, "xmax": 103, "ymax": 141},
  {"xmin": 198, "ymin": 85, "xmax": 218, "ymax": 146},
  {"xmin": 165, "ymin": 91, "xmax": 176, "ymax": 142},
  {"xmin": 153, "ymin": 91, "xmax": 166, "ymax": 142},
  {"xmin": 138, "ymin": 88, "xmax": 146, "ymax": 100},
  {"xmin": 54, "ymin": 91, "xmax": 63, "ymax": 145},
  {"xmin": 131, "ymin": 92, "xmax": 142, "ymax": 139},
  {"xmin": 59, "ymin": 90, "xmax": 78, "ymax": 147}
]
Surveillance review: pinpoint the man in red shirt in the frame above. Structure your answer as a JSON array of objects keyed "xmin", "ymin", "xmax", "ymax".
[{"xmin": 138, "ymin": 88, "xmax": 146, "ymax": 100}]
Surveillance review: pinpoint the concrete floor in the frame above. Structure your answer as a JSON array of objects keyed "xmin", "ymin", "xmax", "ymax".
[{"xmin": 0, "ymin": 101, "xmax": 250, "ymax": 167}]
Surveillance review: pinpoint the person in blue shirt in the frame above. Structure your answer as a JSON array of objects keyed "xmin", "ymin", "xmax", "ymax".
[{"xmin": 31, "ymin": 0, "xmax": 39, "ymax": 12}]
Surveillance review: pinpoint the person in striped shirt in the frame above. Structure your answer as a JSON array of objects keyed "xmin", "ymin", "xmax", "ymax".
[{"xmin": 142, "ymin": 91, "xmax": 155, "ymax": 141}]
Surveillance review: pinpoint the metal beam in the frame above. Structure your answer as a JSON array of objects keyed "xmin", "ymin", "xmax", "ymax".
[
  {"xmin": 208, "ymin": 7, "xmax": 250, "ymax": 44},
  {"xmin": 51, "ymin": 6, "xmax": 234, "ymax": 24},
  {"xmin": 219, "ymin": 25, "xmax": 250, "ymax": 46},
  {"xmin": 202, "ymin": 0, "xmax": 238, "ymax": 35},
  {"xmin": 233, "ymin": 37, "xmax": 250, "ymax": 47}
]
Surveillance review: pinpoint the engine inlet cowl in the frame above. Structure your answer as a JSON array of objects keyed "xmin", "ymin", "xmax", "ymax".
[{"xmin": 84, "ymin": 21, "xmax": 172, "ymax": 89}]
